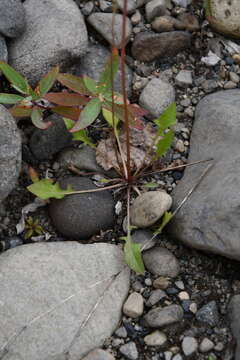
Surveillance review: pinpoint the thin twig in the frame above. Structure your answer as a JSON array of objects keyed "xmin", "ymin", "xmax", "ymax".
[
  {"xmin": 133, "ymin": 185, "xmax": 141, "ymax": 196},
  {"xmin": 66, "ymin": 183, "xmax": 126, "ymax": 195}
]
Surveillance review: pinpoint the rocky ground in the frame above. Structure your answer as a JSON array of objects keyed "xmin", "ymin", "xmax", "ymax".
[{"xmin": 1, "ymin": 0, "xmax": 240, "ymax": 359}]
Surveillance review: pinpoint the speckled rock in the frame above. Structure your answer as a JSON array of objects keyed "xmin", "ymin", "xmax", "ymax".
[
  {"xmin": 143, "ymin": 247, "xmax": 180, "ymax": 277},
  {"xmin": 182, "ymin": 336, "xmax": 198, "ymax": 356},
  {"xmin": 145, "ymin": 0, "xmax": 166, "ymax": 22},
  {"xmin": 0, "ymin": 0, "xmax": 26, "ymax": 38},
  {"xmin": 144, "ymin": 330, "xmax": 167, "ymax": 347},
  {"xmin": 0, "ymin": 35, "xmax": 8, "ymax": 62},
  {"xmin": 196, "ymin": 301, "xmax": 219, "ymax": 327},
  {"xmin": 82, "ymin": 349, "xmax": 116, "ymax": 360},
  {"xmin": 144, "ymin": 305, "xmax": 184, "ymax": 328}
]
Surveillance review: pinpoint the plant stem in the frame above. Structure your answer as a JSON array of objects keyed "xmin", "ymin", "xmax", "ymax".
[{"xmin": 67, "ymin": 183, "xmax": 126, "ymax": 196}]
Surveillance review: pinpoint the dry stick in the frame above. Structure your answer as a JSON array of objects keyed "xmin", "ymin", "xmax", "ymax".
[
  {"xmin": 141, "ymin": 162, "xmax": 214, "ymax": 251},
  {"xmin": 68, "ymin": 164, "xmax": 123, "ymax": 183},
  {"xmin": 66, "ymin": 183, "xmax": 126, "ymax": 195},
  {"xmin": 0, "ymin": 270, "xmax": 124, "ymax": 360}
]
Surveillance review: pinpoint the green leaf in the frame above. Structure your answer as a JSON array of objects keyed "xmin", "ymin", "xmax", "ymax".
[
  {"xmin": 31, "ymin": 108, "xmax": 51, "ymax": 129},
  {"xmin": 83, "ymin": 76, "xmax": 98, "ymax": 95},
  {"xmin": 154, "ymin": 211, "xmax": 173, "ymax": 235},
  {"xmin": 27, "ymin": 179, "xmax": 73, "ymax": 200},
  {"xmin": 0, "ymin": 61, "xmax": 30, "ymax": 95},
  {"xmin": 57, "ymin": 73, "xmax": 91, "ymax": 95},
  {"xmin": 154, "ymin": 103, "xmax": 176, "ymax": 135},
  {"xmin": 70, "ymin": 97, "xmax": 101, "ymax": 132},
  {"xmin": 9, "ymin": 105, "xmax": 33, "ymax": 118},
  {"xmin": 142, "ymin": 182, "xmax": 159, "ymax": 189},
  {"xmin": 98, "ymin": 48, "xmax": 119, "ymax": 93},
  {"xmin": 102, "ymin": 108, "xmax": 120, "ymax": 128},
  {"xmin": 37, "ymin": 66, "xmax": 59, "ymax": 97},
  {"xmin": 63, "ymin": 118, "xmax": 96, "ymax": 147},
  {"xmin": 0, "ymin": 93, "xmax": 24, "ymax": 104},
  {"xmin": 122, "ymin": 235, "xmax": 145, "ymax": 274},
  {"xmin": 156, "ymin": 130, "xmax": 174, "ymax": 158}
]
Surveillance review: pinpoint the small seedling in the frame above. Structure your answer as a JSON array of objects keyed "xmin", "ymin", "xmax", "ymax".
[{"xmin": 24, "ymin": 216, "xmax": 44, "ymax": 239}]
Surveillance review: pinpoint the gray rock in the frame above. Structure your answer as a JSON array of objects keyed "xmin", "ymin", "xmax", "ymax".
[
  {"xmin": 145, "ymin": 0, "xmax": 166, "ymax": 22},
  {"xmin": 175, "ymin": 70, "xmax": 193, "ymax": 87},
  {"xmin": 81, "ymin": 1, "xmax": 94, "ymax": 16},
  {"xmin": 49, "ymin": 176, "xmax": 115, "ymax": 239},
  {"xmin": 0, "ymin": 242, "xmax": 130, "ymax": 360},
  {"xmin": 29, "ymin": 114, "xmax": 72, "ymax": 161},
  {"xmin": 168, "ymin": 90, "xmax": 240, "ymax": 261},
  {"xmin": 196, "ymin": 301, "xmax": 219, "ymax": 327},
  {"xmin": 144, "ymin": 305, "xmax": 184, "ymax": 328},
  {"xmin": 151, "ymin": 15, "xmax": 176, "ymax": 32},
  {"xmin": 116, "ymin": 0, "xmax": 137, "ymax": 14},
  {"xmin": 177, "ymin": 13, "xmax": 200, "ymax": 32},
  {"xmin": 0, "ymin": 0, "xmax": 25, "ymax": 38},
  {"xmin": 115, "ymin": 326, "xmax": 128, "ymax": 338},
  {"xmin": 207, "ymin": 0, "xmax": 240, "ymax": 38},
  {"xmin": 123, "ymin": 292, "xmax": 144, "ymax": 318},
  {"xmin": 146, "ymin": 289, "xmax": 167, "ymax": 306},
  {"xmin": 132, "ymin": 229, "xmax": 156, "ymax": 250},
  {"xmin": 172, "ymin": 355, "xmax": 183, "ymax": 360},
  {"xmin": 87, "ymin": 13, "xmax": 132, "ymax": 48},
  {"xmin": 143, "ymin": 247, "xmax": 180, "ymax": 277},
  {"xmin": 228, "ymin": 295, "xmax": 240, "ymax": 360},
  {"xmin": 8, "ymin": 0, "xmax": 88, "ymax": 85},
  {"xmin": 172, "ymin": 0, "xmax": 191, "ymax": 6},
  {"xmin": 182, "ymin": 336, "xmax": 198, "ymax": 356},
  {"xmin": 71, "ymin": 43, "xmax": 132, "ymax": 97},
  {"xmin": 0, "ymin": 105, "xmax": 21, "ymax": 203},
  {"xmin": 119, "ymin": 342, "xmax": 139, "ymax": 360},
  {"xmin": 131, "ymin": 31, "xmax": 191, "ymax": 62},
  {"xmin": 82, "ymin": 349, "xmax": 115, "ymax": 360},
  {"xmin": 0, "ymin": 35, "xmax": 8, "ymax": 62},
  {"xmin": 144, "ymin": 330, "xmax": 167, "ymax": 347},
  {"xmin": 139, "ymin": 78, "xmax": 175, "ymax": 118},
  {"xmin": 199, "ymin": 338, "xmax": 214, "ymax": 353}
]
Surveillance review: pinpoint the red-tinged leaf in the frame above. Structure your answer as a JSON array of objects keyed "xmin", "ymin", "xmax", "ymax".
[
  {"xmin": 9, "ymin": 105, "xmax": 33, "ymax": 118},
  {"xmin": 128, "ymin": 103, "xmax": 148, "ymax": 118},
  {"xmin": 70, "ymin": 97, "xmax": 101, "ymax": 132},
  {"xmin": 98, "ymin": 47, "xmax": 119, "ymax": 93},
  {"xmin": 44, "ymin": 92, "xmax": 89, "ymax": 107},
  {"xmin": 0, "ymin": 61, "xmax": 31, "ymax": 95},
  {"xmin": 36, "ymin": 66, "xmax": 59, "ymax": 97},
  {"xmin": 57, "ymin": 73, "xmax": 91, "ymax": 95},
  {"xmin": 52, "ymin": 106, "xmax": 81, "ymax": 121},
  {"xmin": 31, "ymin": 107, "xmax": 52, "ymax": 129}
]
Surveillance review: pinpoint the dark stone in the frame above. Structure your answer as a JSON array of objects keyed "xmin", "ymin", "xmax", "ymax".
[
  {"xmin": 29, "ymin": 114, "xmax": 72, "ymax": 161},
  {"xmin": 131, "ymin": 31, "xmax": 191, "ymax": 62},
  {"xmin": 228, "ymin": 295, "xmax": 240, "ymax": 360},
  {"xmin": 196, "ymin": 301, "xmax": 219, "ymax": 327},
  {"xmin": 49, "ymin": 176, "xmax": 115, "ymax": 239}
]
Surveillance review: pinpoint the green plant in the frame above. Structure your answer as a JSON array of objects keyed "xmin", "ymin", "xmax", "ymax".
[{"xmin": 24, "ymin": 216, "xmax": 44, "ymax": 239}]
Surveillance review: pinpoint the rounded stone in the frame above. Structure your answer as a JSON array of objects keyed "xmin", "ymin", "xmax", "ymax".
[
  {"xmin": 144, "ymin": 304, "xmax": 184, "ymax": 328},
  {"xmin": 143, "ymin": 247, "xmax": 180, "ymax": 277},
  {"xmin": 130, "ymin": 191, "xmax": 172, "ymax": 228},
  {"xmin": 49, "ymin": 176, "xmax": 115, "ymax": 239},
  {"xmin": 182, "ymin": 336, "xmax": 198, "ymax": 356},
  {"xmin": 123, "ymin": 292, "xmax": 144, "ymax": 318},
  {"xmin": 144, "ymin": 330, "xmax": 167, "ymax": 347}
]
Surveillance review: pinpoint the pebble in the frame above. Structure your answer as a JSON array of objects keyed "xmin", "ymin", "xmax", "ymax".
[
  {"xmin": 146, "ymin": 289, "xmax": 167, "ymax": 306},
  {"xmin": 172, "ymin": 0, "xmax": 191, "ymax": 7},
  {"xmin": 214, "ymin": 342, "xmax": 224, "ymax": 351},
  {"xmin": 145, "ymin": 0, "xmax": 166, "ymax": 22},
  {"xmin": 144, "ymin": 330, "xmax": 167, "ymax": 347},
  {"xmin": 131, "ymin": 10, "xmax": 142, "ymax": 25},
  {"xmin": 115, "ymin": 326, "xmax": 128, "ymax": 338},
  {"xmin": 144, "ymin": 304, "xmax": 184, "ymax": 328},
  {"xmin": 175, "ymin": 280, "xmax": 185, "ymax": 290},
  {"xmin": 153, "ymin": 276, "xmax": 170, "ymax": 289},
  {"xmin": 196, "ymin": 301, "xmax": 219, "ymax": 327},
  {"xmin": 82, "ymin": 349, "xmax": 115, "ymax": 360},
  {"xmin": 123, "ymin": 292, "xmax": 144, "ymax": 318},
  {"xmin": 119, "ymin": 342, "xmax": 139, "ymax": 360},
  {"xmin": 172, "ymin": 354, "xmax": 183, "ymax": 360},
  {"xmin": 178, "ymin": 291, "xmax": 190, "ymax": 300},
  {"xmin": 224, "ymin": 80, "xmax": 237, "ymax": 89},
  {"xmin": 143, "ymin": 247, "xmax": 180, "ymax": 277},
  {"xmin": 116, "ymin": 0, "xmax": 137, "ymax": 14},
  {"xmin": 81, "ymin": 1, "xmax": 94, "ymax": 16},
  {"xmin": 175, "ymin": 139, "xmax": 185, "ymax": 153},
  {"xmin": 152, "ymin": 15, "xmax": 176, "ymax": 32},
  {"xmin": 229, "ymin": 71, "xmax": 239, "ymax": 83},
  {"xmin": 175, "ymin": 70, "xmax": 193, "ymax": 87},
  {"xmin": 182, "ymin": 336, "xmax": 198, "ymax": 356},
  {"xmin": 164, "ymin": 351, "xmax": 173, "ymax": 360},
  {"xmin": 199, "ymin": 338, "xmax": 215, "ymax": 353},
  {"xmin": 132, "ymin": 229, "xmax": 156, "ymax": 250}
]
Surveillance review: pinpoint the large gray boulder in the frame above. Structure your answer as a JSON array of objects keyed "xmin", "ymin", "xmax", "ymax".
[
  {"xmin": 168, "ymin": 90, "xmax": 240, "ymax": 260},
  {"xmin": 8, "ymin": 0, "xmax": 88, "ymax": 85},
  {"xmin": 0, "ymin": 0, "xmax": 26, "ymax": 38},
  {"xmin": 0, "ymin": 105, "xmax": 21, "ymax": 203},
  {"xmin": 228, "ymin": 295, "xmax": 240, "ymax": 360},
  {"xmin": 0, "ymin": 242, "xmax": 130, "ymax": 360}
]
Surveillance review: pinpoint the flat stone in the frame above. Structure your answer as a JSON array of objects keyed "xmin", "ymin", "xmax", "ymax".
[
  {"xmin": 0, "ymin": 242, "xmax": 130, "ymax": 360},
  {"xmin": 82, "ymin": 349, "xmax": 115, "ymax": 360},
  {"xmin": 143, "ymin": 247, "xmax": 180, "ymax": 277},
  {"xmin": 182, "ymin": 336, "xmax": 198, "ymax": 356},
  {"xmin": 0, "ymin": 105, "xmax": 21, "ymax": 203},
  {"xmin": 169, "ymin": 90, "xmax": 240, "ymax": 261},
  {"xmin": 8, "ymin": 0, "xmax": 88, "ymax": 85},
  {"xmin": 71, "ymin": 43, "xmax": 132, "ymax": 97},
  {"xmin": 196, "ymin": 301, "xmax": 219, "ymax": 327},
  {"xmin": 207, "ymin": 0, "xmax": 240, "ymax": 38},
  {"xmin": 152, "ymin": 16, "xmax": 176, "ymax": 32},
  {"xmin": 0, "ymin": 0, "xmax": 26, "ymax": 38},
  {"xmin": 199, "ymin": 338, "xmax": 214, "ymax": 353},
  {"xmin": 146, "ymin": 289, "xmax": 167, "ymax": 306},
  {"xmin": 87, "ymin": 13, "xmax": 132, "ymax": 48},
  {"xmin": 0, "ymin": 35, "xmax": 8, "ymax": 62},
  {"xmin": 119, "ymin": 342, "xmax": 139, "ymax": 360},
  {"xmin": 49, "ymin": 177, "xmax": 115, "ymax": 239},
  {"xmin": 144, "ymin": 305, "xmax": 184, "ymax": 328},
  {"xmin": 131, "ymin": 31, "xmax": 191, "ymax": 62},
  {"xmin": 228, "ymin": 295, "xmax": 240, "ymax": 360},
  {"xmin": 153, "ymin": 276, "xmax": 170, "ymax": 289},
  {"xmin": 139, "ymin": 78, "xmax": 175, "ymax": 118},
  {"xmin": 145, "ymin": 0, "xmax": 166, "ymax": 22},
  {"xmin": 132, "ymin": 229, "xmax": 156, "ymax": 250},
  {"xmin": 175, "ymin": 70, "xmax": 193, "ymax": 87},
  {"xmin": 123, "ymin": 292, "xmax": 144, "ymax": 318},
  {"xmin": 144, "ymin": 330, "xmax": 167, "ymax": 346},
  {"xmin": 115, "ymin": 326, "xmax": 128, "ymax": 338},
  {"xmin": 29, "ymin": 114, "xmax": 72, "ymax": 161}
]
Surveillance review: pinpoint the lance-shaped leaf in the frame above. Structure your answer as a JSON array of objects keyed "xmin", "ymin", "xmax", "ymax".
[
  {"xmin": 154, "ymin": 211, "xmax": 173, "ymax": 235},
  {"xmin": 27, "ymin": 179, "xmax": 73, "ymax": 200},
  {"xmin": 154, "ymin": 103, "xmax": 176, "ymax": 135},
  {"xmin": 83, "ymin": 76, "xmax": 98, "ymax": 95},
  {"xmin": 156, "ymin": 130, "xmax": 174, "ymax": 158},
  {"xmin": 70, "ymin": 97, "xmax": 101, "ymax": 132},
  {"xmin": 63, "ymin": 118, "xmax": 96, "ymax": 147},
  {"xmin": 52, "ymin": 106, "xmax": 81, "ymax": 121},
  {"xmin": 0, "ymin": 93, "xmax": 24, "ymax": 104},
  {"xmin": 103, "ymin": 101, "xmax": 144, "ymax": 130},
  {"xmin": 36, "ymin": 66, "xmax": 59, "ymax": 97},
  {"xmin": 44, "ymin": 92, "xmax": 89, "ymax": 107},
  {"xmin": 98, "ymin": 48, "xmax": 119, "ymax": 93},
  {"xmin": 9, "ymin": 105, "xmax": 33, "ymax": 118},
  {"xmin": 102, "ymin": 108, "xmax": 120, "ymax": 128},
  {"xmin": 0, "ymin": 61, "xmax": 30, "ymax": 95},
  {"xmin": 31, "ymin": 107, "xmax": 52, "ymax": 129},
  {"xmin": 57, "ymin": 73, "xmax": 91, "ymax": 95},
  {"xmin": 122, "ymin": 235, "xmax": 145, "ymax": 274}
]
